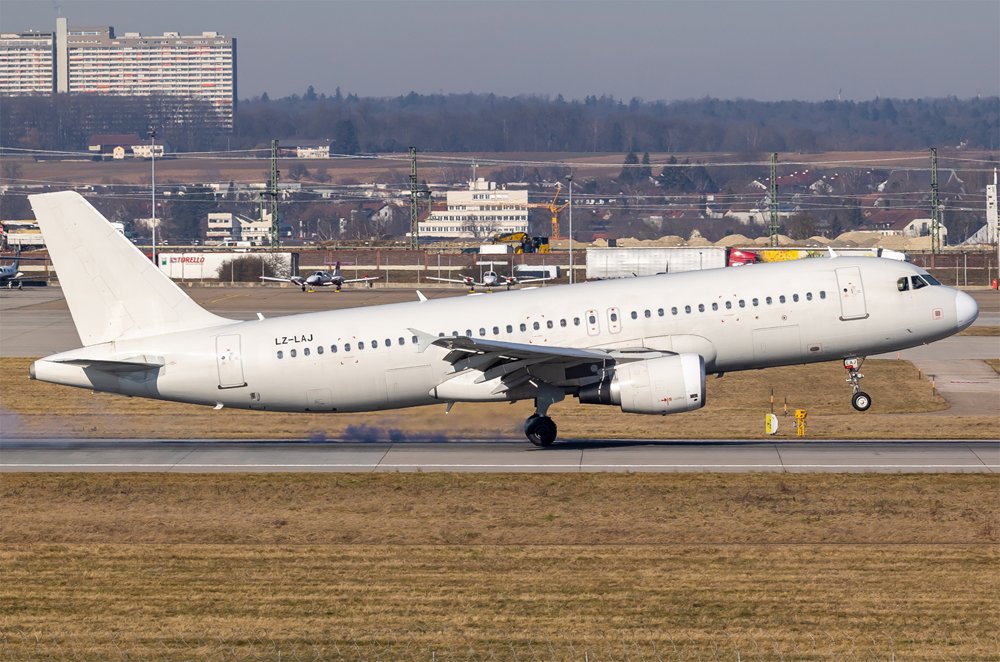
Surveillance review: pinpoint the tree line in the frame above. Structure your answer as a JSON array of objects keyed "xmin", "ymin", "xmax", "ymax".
[{"xmin": 1, "ymin": 91, "xmax": 997, "ymax": 153}]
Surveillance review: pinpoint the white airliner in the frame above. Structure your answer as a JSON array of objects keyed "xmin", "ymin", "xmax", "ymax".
[
  {"xmin": 428, "ymin": 270, "xmax": 552, "ymax": 292},
  {"xmin": 261, "ymin": 262, "xmax": 380, "ymax": 292},
  {"xmin": 27, "ymin": 192, "xmax": 978, "ymax": 446}
]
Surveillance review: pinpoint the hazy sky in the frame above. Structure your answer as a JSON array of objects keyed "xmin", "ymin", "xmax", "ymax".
[{"xmin": 3, "ymin": 0, "xmax": 998, "ymax": 102}]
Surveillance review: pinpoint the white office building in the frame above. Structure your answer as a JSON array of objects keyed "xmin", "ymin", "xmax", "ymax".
[{"xmin": 418, "ymin": 178, "xmax": 529, "ymax": 239}]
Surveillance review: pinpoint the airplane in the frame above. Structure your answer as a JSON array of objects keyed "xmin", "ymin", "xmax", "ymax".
[
  {"xmin": 27, "ymin": 191, "xmax": 978, "ymax": 446},
  {"xmin": 260, "ymin": 262, "xmax": 380, "ymax": 292},
  {"xmin": 428, "ymin": 270, "xmax": 552, "ymax": 292},
  {"xmin": 0, "ymin": 249, "xmax": 46, "ymax": 289}
]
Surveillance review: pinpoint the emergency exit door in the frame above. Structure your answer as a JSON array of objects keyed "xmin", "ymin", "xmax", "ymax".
[{"xmin": 216, "ymin": 334, "xmax": 247, "ymax": 388}]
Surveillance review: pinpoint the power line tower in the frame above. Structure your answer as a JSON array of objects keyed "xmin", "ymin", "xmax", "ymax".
[
  {"xmin": 769, "ymin": 152, "xmax": 779, "ymax": 247},
  {"xmin": 268, "ymin": 139, "xmax": 280, "ymax": 248},
  {"xmin": 409, "ymin": 146, "xmax": 419, "ymax": 250},
  {"xmin": 930, "ymin": 147, "xmax": 941, "ymax": 254}
]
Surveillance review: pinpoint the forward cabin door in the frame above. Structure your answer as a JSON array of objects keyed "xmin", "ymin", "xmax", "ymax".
[
  {"xmin": 216, "ymin": 334, "xmax": 247, "ymax": 388},
  {"xmin": 835, "ymin": 267, "xmax": 869, "ymax": 320}
]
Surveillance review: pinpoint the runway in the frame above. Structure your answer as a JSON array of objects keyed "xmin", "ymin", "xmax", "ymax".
[{"xmin": 1, "ymin": 439, "xmax": 996, "ymax": 473}]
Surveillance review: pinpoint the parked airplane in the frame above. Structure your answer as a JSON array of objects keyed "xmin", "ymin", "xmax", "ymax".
[
  {"xmin": 428, "ymin": 270, "xmax": 552, "ymax": 292},
  {"xmin": 0, "ymin": 249, "xmax": 46, "ymax": 289},
  {"xmin": 260, "ymin": 262, "xmax": 380, "ymax": 292},
  {"xmin": 28, "ymin": 192, "xmax": 978, "ymax": 446}
]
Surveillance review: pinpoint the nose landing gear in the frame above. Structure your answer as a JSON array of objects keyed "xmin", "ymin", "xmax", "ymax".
[{"xmin": 844, "ymin": 357, "xmax": 872, "ymax": 411}]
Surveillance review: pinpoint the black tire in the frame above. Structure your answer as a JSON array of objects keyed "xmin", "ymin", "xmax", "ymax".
[
  {"xmin": 525, "ymin": 415, "xmax": 557, "ymax": 447},
  {"xmin": 852, "ymin": 391, "xmax": 872, "ymax": 411}
]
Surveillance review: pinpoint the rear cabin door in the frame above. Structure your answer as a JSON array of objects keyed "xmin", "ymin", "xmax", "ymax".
[
  {"xmin": 216, "ymin": 334, "xmax": 247, "ymax": 389},
  {"xmin": 835, "ymin": 267, "xmax": 869, "ymax": 320}
]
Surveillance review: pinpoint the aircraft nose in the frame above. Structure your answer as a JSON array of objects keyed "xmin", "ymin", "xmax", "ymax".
[{"xmin": 955, "ymin": 291, "xmax": 978, "ymax": 330}]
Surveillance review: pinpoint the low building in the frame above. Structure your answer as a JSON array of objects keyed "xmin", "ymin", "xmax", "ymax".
[
  {"xmin": 207, "ymin": 212, "xmax": 272, "ymax": 245},
  {"xmin": 416, "ymin": 178, "xmax": 529, "ymax": 240}
]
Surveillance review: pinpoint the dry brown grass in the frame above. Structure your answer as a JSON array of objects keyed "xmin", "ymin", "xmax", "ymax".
[
  {"xmin": 1, "ymin": 473, "xmax": 998, "ymax": 659},
  {"xmin": 3, "ymin": 357, "xmax": 996, "ymax": 440},
  {"xmin": 957, "ymin": 325, "xmax": 1000, "ymax": 336}
]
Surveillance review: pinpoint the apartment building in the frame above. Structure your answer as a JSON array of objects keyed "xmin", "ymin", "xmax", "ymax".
[
  {"xmin": 0, "ymin": 31, "xmax": 55, "ymax": 95},
  {"xmin": 1, "ymin": 17, "xmax": 236, "ymax": 129}
]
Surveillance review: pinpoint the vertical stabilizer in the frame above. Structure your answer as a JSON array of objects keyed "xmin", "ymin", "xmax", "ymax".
[{"xmin": 29, "ymin": 191, "xmax": 232, "ymax": 346}]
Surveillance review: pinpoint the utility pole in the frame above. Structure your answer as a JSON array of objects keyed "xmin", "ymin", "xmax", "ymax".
[
  {"xmin": 269, "ymin": 139, "xmax": 280, "ymax": 248},
  {"xmin": 148, "ymin": 128, "xmax": 157, "ymax": 264},
  {"xmin": 930, "ymin": 147, "xmax": 941, "ymax": 254},
  {"xmin": 409, "ymin": 146, "xmax": 419, "ymax": 250},
  {"xmin": 769, "ymin": 152, "xmax": 779, "ymax": 247}
]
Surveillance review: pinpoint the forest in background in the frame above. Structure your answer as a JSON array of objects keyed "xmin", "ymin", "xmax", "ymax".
[{"xmin": 1, "ymin": 91, "xmax": 997, "ymax": 154}]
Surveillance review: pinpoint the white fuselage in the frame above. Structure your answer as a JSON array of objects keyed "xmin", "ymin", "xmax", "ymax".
[{"xmin": 32, "ymin": 257, "xmax": 972, "ymax": 413}]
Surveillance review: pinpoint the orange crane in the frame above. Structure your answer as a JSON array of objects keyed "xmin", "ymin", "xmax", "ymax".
[{"xmin": 528, "ymin": 183, "xmax": 569, "ymax": 240}]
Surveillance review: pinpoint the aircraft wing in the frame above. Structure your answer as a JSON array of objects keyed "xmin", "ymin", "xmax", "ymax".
[
  {"xmin": 260, "ymin": 276, "xmax": 305, "ymax": 285},
  {"xmin": 512, "ymin": 277, "xmax": 553, "ymax": 285},
  {"xmin": 409, "ymin": 328, "xmax": 670, "ymax": 390},
  {"xmin": 426, "ymin": 276, "xmax": 479, "ymax": 286},
  {"xmin": 341, "ymin": 275, "xmax": 381, "ymax": 284}
]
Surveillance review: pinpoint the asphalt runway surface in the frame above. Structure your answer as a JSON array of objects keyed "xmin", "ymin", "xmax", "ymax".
[{"xmin": 2, "ymin": 439, "xmax": 997, "ymax": 473}]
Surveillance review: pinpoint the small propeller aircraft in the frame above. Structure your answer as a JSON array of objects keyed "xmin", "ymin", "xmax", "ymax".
[
  {"xmin": 427, "ymin": 270, "xmax": 552, "ymax": 292},
  {"xmin": 0, "ymin": 249, "xmax": 47, "ymax": 289},
  {"xmin": 260, "ymin": 261, "xmax": 380, "ymax": 292}
]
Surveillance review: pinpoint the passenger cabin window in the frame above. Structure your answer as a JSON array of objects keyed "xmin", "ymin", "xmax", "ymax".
[
  {"xmin": 506, "ymin": 325, "xmax": 514, "ymax": 333},
  {"xmin": 532, "ymin": 322, "xmax": 540, "ymax": 330},
  {"xmin": 317, "ymin": 346, "xmax": 324, "ymax": 355},
  {"xmin": 610, "ymin": 312, "xmax": 618, "ymax": 322},
  {"xmin": 657, "ymin": 308, "xmax": 664, "ymax": 317},
  {"xmin": 304, "ymin": 348, "xmax": 310, "ymax": 356},
  {"xmin": 344, "ymin": 343, "xmax": 351, "ymax": 352},
  {"xmin": 779, "ymin": 295, "xmax": 786, "ymax": 303},
  {"xmin": 806, "ymin": 292, "xmax": 813, "ymax": 301},
  {"xmin": 725, "ymin": 301, "xmax": 732, "ymax": 310},
  {"xmin": 711, "ymin": 303, "xmax": 718, "ymax": 311},
  {"xmin": 644, "ymin": 310, "xmax": 652, "ymax": 318},
  {"xmin": 698, "ymin": 304, "xmax": 705, "ymax": 312},
  {"xmin": 546, "ymin": 320, "xmax": 554, "ymax": 329},
  {"xmin": 290, "ymin": 349, "xmax": 297, "ymax": 358},
  {"xmin": 765, "ymin": 296, "xmax": 772, "ymax": 305},
  {"xmin": 792, "ymin": 294, "xmax": 799, "ymax": 302},
  {"xmin": 479, "ymin": 328, "xmax": 486, "ymax": 336},
  {"xmin": 560, "ymin": 319, "xmax": 567, "ymax": 327},
  {"xmin": 631, "ymin": 311, "xmax": 638, "ymax": 320},
  {"xmin": 358, "ymin": 342, "xmax": 365, "ymax": 350},
  {"xmin": 520, "ymin": 323, "xmax": 527, "ymax": 332},
  {"xmin": 574, "ymin": 317, "xmax": 581, "ymax": 326},
  {"xmin": 492, "ymin": 326, "xmax": 500, "ymax": 335},
  {"xmin": 672, "ymin": 307, "xmax": 678, "ymax": 315},
  {"xmin": 276, "ymin": 350, "xmax": 284, "ymax": 359},
  {"xmin": 752, "ymin": 298, "xmax": 759, "ymax": 307},
  {"xmin": 684, "ymin": 305, "xmax": 692, "ymax": 314},
  {"xmin": 331, "ymin": 345, "xmax": 338, "ymax": 353}
]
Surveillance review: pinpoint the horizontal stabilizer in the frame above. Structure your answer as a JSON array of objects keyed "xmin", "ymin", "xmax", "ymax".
[{"xmin": 52, "ymin": 356, "xmax": 165, "ymax": 373}]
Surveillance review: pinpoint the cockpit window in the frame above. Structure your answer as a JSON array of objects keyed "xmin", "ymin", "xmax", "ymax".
[
  {"xmin": 922, "ymin": 274, "xmax": 942, "ymax": 286},
  {"xmin": 897, "ymin": 277, "xmax": 909, "ymax": 292},
  {"xmin": 911, "ymin": 275, "xmax": 928, "ymax": 290}
]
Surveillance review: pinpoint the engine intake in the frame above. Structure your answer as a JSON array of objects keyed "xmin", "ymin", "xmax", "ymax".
[{"xmin": 578, "ymin": 353, "xmax": 706, "ymax": 414}]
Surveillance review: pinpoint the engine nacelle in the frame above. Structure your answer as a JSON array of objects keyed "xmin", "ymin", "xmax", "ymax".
[{"xmin": 578, "ymin": 353, "xmax": 706, "ymax": 414}]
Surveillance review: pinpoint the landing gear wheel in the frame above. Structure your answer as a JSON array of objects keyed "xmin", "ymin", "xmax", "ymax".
[
  {"xmin": 851, "ymin": 391, "xmax": 872, "ymax": 412},
  {"xmin": 524, "ymin": 415, "xmax": 557, "ymax": 447}
]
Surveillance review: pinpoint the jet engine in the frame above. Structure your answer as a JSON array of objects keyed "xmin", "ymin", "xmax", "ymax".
[{"xmin": 578, "ymin": 353, "xmax": 706, "ymax": 414}]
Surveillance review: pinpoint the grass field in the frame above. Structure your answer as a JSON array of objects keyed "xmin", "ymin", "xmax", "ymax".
[
  {"xmin": 2, "ymin": 357, "xmax": 997, "ymax": 440},
  {"xmin": 1, "ymin": 473, "xmax": 997, "ymax": 660}
]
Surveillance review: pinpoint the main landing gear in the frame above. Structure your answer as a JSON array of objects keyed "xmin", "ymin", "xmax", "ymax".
[
  {"xmin": 844, "ymin": 357, "xmax": 872, "ymax": 411},
  {"xmin": 523, "ymin": 384, "xmax": 564, "ymax": 447}
]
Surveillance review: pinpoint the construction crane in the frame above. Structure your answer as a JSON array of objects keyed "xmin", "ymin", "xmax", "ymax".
[{"xmin": 528, "ymin": 183, "xmax": 569, "ymax": 240}]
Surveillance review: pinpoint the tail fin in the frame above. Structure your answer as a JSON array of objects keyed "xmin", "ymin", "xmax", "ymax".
[{"xmin": 29, "ymin": 191, "xmax": 232, "ymax": 346}]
